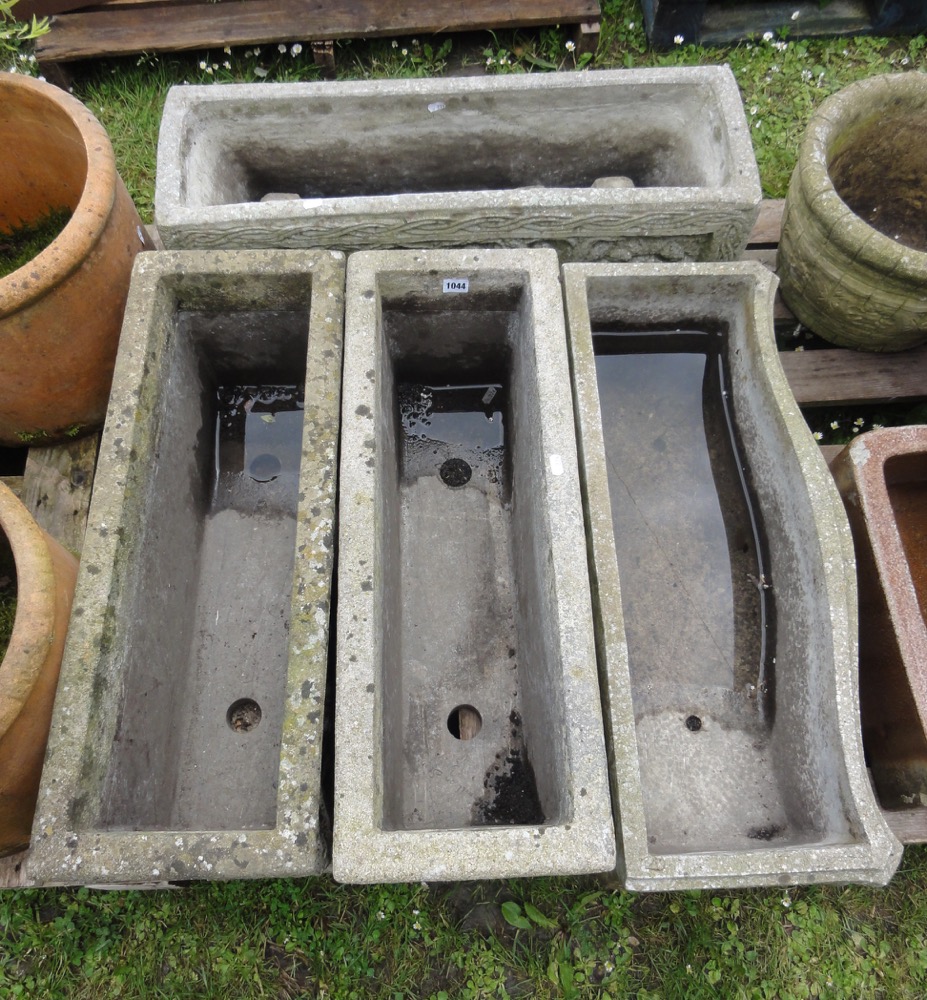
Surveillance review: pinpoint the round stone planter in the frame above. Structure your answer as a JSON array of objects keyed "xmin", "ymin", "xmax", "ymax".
[
  {"xmin": 0, "ymin": 481, "xmax": 78, "ymax": 857},
  {"xmin": 0, "ymin": 73, "xmax": 145, "ymax": 446},
  {"xmin": 778, "ymin": 73, "xmax": 927, "ymax": 352}
]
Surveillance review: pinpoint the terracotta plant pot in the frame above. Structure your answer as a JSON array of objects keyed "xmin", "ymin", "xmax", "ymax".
[
  {"xmin": 832, "ymin": 427, "xmax": 927, "ymax": 810},
  {"xmin": 778, "ymin": 73, "xmax": 927, "ymax": 352},
  {"xmin": 0, "ymin": 72, "xmax": 145, "ymax": 446},
  {"xmin": 0, "ymin": 481, "xmax": 78, "ymax": 857}
]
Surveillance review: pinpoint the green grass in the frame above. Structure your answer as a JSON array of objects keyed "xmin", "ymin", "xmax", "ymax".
[
  {"xmin": 3, "ymin": 5, "xmax": 927, "ymax": 998},
  {"xmin": 0, "ymin": 207, "xmax": 71, "ymax": 279},
  {"xmin": 63, "ymin": 3, "xmax": 927, "ymax": 219},
  {"xmin": 3, "ymin": 855, "xmax": 927, "ymax": 997}
]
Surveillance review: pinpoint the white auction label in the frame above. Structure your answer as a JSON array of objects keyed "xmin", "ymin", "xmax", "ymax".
[{"xmin": 442, "ymin": 278, "xmax": 469, "ymax": 293}]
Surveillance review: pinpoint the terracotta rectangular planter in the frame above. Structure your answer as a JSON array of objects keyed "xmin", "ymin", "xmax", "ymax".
[
  {"xmin": 29, "ymin": 249, "xmax": 344, "ymax": 885},
  {"xmin": 832, "ymin": 427, "xmax": 927, "ymax": 811},
  {"xmin": 563, "ymin": 261, "xmax": 902, "ymax": 890}
]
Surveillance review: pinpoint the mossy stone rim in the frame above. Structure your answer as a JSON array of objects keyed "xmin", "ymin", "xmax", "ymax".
[{"xmin": 796, "ymin": 72, "xmax": 927, "ymax": 286}]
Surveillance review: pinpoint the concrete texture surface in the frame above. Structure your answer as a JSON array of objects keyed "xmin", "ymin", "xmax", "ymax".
[
  {"xmin": 28, "ymin": 249, "xmax": 345, "ymax": 885},
  {"xmin": 155, "ymin": 68, "xmax": 760, "ymax": 263},
  {"xmin": 779, "ymin": 73, "xmax": 927, "ymax": 351},
  {"xmin": 832, "ymin": 427, "xmax": 927, "ymax": 810},
  {"xmin": 333, "ymin": 249, "xmax": 615, "ymax": 883},
  {"xmin": 564, "ymin": 261, "xmax": 902, "ymax": 890}
]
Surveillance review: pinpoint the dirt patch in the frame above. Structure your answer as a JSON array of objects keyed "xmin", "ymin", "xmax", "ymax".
[
  {"xmin": 474, "ymin": 710, "xmax": 545, "ymax": 826},
  {"xmin": 830, "ymin": 111, "xmax": 927, "ymax": 253}
]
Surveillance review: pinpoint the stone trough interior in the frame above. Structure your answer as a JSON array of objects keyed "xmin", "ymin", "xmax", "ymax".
[
  {"xmin": 98, "ymin": 293, "xmax": 311, "ymax": 833},
  {"xmin": 565, "ymin": 263, "xmax": 901, "ymax": 887},
  {"xmin": 28, "ymin": 251, "xmax": 344, "ymax": 884},
  {"xmin": 884, "ymin": 452, "xmax": 927, "ymax": 623},
  {"xmin": 591, "ymin": 323, "xmax": 784, "ymax": 854},
  {"xmin": 829, "ymin": 107, "xmax": 927, "ymax": 253},
  {"xmin": 335, "ymin": 250, "xmax": 614, "ymax": 883},
  {"xmin": 177, "ymin": 80, "xmax": 733, "ymax": 208},
  {"xmin": 375, "ymin": 274, "xmax": 568, "ymax": 833}
]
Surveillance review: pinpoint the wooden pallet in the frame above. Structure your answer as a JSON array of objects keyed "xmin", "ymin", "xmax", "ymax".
[
  {"xmin": 1, "ymin": 200, "xmax": 925, "ymax": 888},
  {"xmin": 642, "ymin": 0, "xmax": 927, "ymax": 49},
  {"xmin": 22, "ymin": 0, "xmax": 601, "ymax": 74}
]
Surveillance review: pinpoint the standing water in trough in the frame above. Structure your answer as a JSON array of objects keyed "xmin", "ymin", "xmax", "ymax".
[
  {"xmin": 389, "ymin": 377, "xmax": 544, "ymax": 830},
  {"xmin": 594, "ymin": 328, "xmax": 780, "ymax": 853}
]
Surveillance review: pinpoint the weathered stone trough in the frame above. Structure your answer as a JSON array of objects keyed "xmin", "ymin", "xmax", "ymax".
[
  {"xmin": 29, "ymin": 249, "xmax": 344, "ymax": 885},
  {"xmin": 832, "ymin": 427, "xmax": 927, "ymax": 811},
  {"xmin": 154, "ymin": 68, "xmax": 760, "ymax": 263},
  {"xmin": 334, "ymin": 249, "xmax": 615, "ymax": 882},
  {"xmin": 563, "ymin": 261, "xmax": 902, "ymax": 890}
]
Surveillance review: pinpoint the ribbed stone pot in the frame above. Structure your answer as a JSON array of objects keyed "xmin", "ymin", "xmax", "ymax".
[
  {"xmin": 778, "ymin": 73, "xmax": 927, "ymax": 352},
  {"xmin": 0, "ymin": 481, "xmax": 78, "ymax": 857},
  {"xmin": 0, "ymin": 73, "xmax": 145, "ymax": 445}
]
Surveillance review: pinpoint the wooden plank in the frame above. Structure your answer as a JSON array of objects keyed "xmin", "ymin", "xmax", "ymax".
[
  {"xmin": 0, "ymin": 850, "xmax": 30, "ymax": 888},
  {"xmin": 37, "ymin": 0, "xmax": 602, "ymax": 62},
  {"xmin": 22, "ymin": 436, "xmax": 99, "ymax": 556},
  {"xmin": 571, "ymin": 19, "xmax": 600, "ymax": 55},
  {"xmin": 311, "ymin": 38, "xmax": 336, "ymax": 78},
  {"xmin": 778, "ymin": 344, "xmax": 927, "ymax": 408},
  {"xmin": 747, "ymin": 199, "xmax": 784, "ymax": 248},
  {"xmin": 882, "ymin": 808, "xmax": 927, "ymax": 844},
  {"xmin": 14, "ymin": 0, "xmax": 86, "ymax": 16}
]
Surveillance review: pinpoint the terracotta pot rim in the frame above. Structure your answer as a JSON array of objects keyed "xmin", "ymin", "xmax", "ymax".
[
  {"xmin": 0, "ymin": 72, "xmax": 119, "ymax": 318},
  {"xmin": 0, "ymin": 480, "xmax": 57, "ymax": 738},
  {"xmin": 798, "ymin": 72, "xmax": 927, "ymax": 282}
]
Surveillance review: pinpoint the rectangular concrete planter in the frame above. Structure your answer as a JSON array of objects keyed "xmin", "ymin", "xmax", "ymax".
[
  {"xmin": 29, "ymin": 249, "xmax": 345, "ymax": 885},
  {"xmin": 563, "ymin": 261, "xmax": 902, "ymax": 890},
  {"xmin": 334, "ymin": 249, "xmax": 615, "ymax": 883},
  {"xmin": 154, "ymin": 68, "xmax": 760, "ymax": 263},
  {"xmin": 832, "ymin": 427, "xmax": 927, "ymax": 814}
]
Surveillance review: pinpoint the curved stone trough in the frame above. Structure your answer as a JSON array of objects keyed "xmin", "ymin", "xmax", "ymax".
[{"xmin": 564, "ymin": 261, "xmax": 902, "ymax": 890}]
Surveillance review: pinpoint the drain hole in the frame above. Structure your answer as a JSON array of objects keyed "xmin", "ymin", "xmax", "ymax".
[
  {"xmin": 440, "ymin": 458, "xmax": 472, "ymax": 487},
  {"xmin": 249, "ymin": 453, "xmax": 281, "ymax": 482},
  {"xmin": 685, "ymin": 715, "xmax": 702, "ymax": 732},
  {"xmin": 228, "ymin": 698, "xmax": 262, "ymax": 732},
  {"xmin": 448, "ymin": 705, "xmax": 482, "ymax": 740}
]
